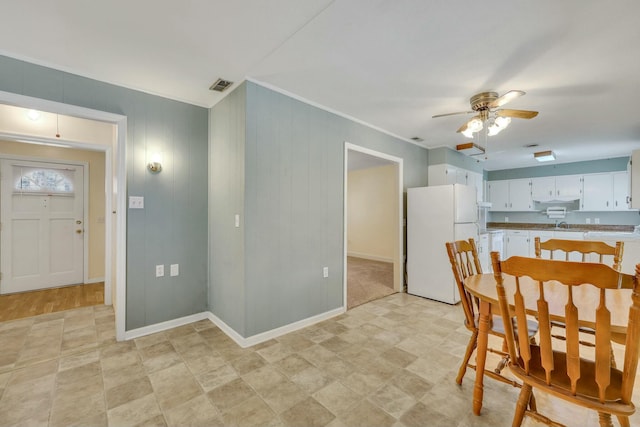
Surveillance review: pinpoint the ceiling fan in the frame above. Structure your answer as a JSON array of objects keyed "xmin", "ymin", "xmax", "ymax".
[{"xmin": 433, "ymin": 90, "xmax": 538, "ymax": 138}]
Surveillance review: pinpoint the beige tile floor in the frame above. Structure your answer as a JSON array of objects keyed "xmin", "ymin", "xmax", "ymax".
[{"xmin": 0, "ymin": 293, "xmax": 638, "ymax": 427}]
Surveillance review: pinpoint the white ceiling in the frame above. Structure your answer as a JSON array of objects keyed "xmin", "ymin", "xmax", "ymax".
[{"xmin": 2, "ymin": 1, "xmax": 639, "ymax": 171}]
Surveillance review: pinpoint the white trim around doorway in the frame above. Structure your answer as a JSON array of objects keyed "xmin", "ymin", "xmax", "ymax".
[
  {"xmin": 0, "ymin": 90, "xmax": 127, "ymax": 341},
  {"xmin": 343, "ymin": 142, "xmax": 404, "ymax": 310}
]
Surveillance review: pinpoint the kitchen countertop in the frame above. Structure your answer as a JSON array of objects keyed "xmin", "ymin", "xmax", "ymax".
[{"xmin": 487, "ymin": 222, "xmax": 635, "ymax": 233}]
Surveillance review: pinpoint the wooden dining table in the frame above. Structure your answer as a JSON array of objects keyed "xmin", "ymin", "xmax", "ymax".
[{"xmin": 463, "ymin": 272, "xmax": 633, "ymax": 416}]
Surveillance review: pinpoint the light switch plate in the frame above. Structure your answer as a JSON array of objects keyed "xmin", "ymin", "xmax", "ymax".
[
  {"xmin": 156, "ymin": 264, "xmax": 164, "ymax": 277},
  {"xmin": 170, "ymin": 264, "xmax": 179, "ymax": 276}
]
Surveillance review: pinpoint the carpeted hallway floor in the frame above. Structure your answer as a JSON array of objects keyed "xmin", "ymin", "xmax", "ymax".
[{"xmin": 347, "ymin": 257, "xmax": 396, "ymax": 309}]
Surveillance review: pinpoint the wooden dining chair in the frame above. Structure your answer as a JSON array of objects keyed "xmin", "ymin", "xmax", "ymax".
[
  {"xmin": 491, "ymin": 252, "xmax": 640, "ymax": 427},
  {"xmin": 445, "ymin": 239, "xmax": 538, "ymax": 389},
  {"xmin": 535, "ymin": 237, "xmax": 625, "ymax": 365},
  {"xmin": 534, "ymin": 237, "xmax": 624, "ymax": 269}
]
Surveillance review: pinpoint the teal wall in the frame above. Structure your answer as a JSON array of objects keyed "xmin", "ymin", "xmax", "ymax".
[
  {"xmin": 428, "ymin": 146, "xmax": 484, "ymax": 175},
  {"xmin": 209, "ymin": 83, "xmax": 246, "ymax": 335},
  {"xmin": 210, "ymin": 81, "xmax": 429, "ymax": 337},
  {"xmin": 0, "ymin": 55, "xmax": 209, "ymax": 330},
  {"xmin": 488, "ymin": 157, "xmax": 629, "ymax": 180}
]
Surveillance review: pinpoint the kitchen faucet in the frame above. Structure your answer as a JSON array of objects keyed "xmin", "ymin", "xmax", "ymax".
[{"xmin": 555, "ymin": 221, "xmax": 569, "ymax": 229}]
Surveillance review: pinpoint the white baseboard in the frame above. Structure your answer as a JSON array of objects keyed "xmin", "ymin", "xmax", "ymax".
[
  {"xmin": 84, "ymin": 277, "xmax": 105, "ymax": 284},
  {"xmin": 124, "ymin": 312, "xmax": 210, "ymax": 340},
  {"xmin": 347, "ymin": 251, "xmax": 394, "ymax": 263},
  {"xmin": 123, "ymin": 306, "xmax": 346, "ymax": 348},
  {"xmin": 208, "ymin": 306, "xmax": 346, "ymax": 348}
]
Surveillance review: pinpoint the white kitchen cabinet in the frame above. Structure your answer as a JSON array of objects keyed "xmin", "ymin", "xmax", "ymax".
[
  {"xmin": 530, "ymin": 177, "xmax": 555, "ymax": 201},
  {"xmin": 488, "ymin": 179, "xmax": 532, "ymax": 211},
  {"xmin": 531, "ymin": 175, "xmax": 582, "ymax": 202},
  {"xmin": 555, "ymin": 175, "xmax": 583, "ymax": 201},
  {"xmin": 467, "ymin": 171, "xmax": 484, "ymax": 203},
  {"xmin": 633, "ymin": 150, "xmax": 640, "ymax": 209},
  {"xmin": 477, "ymin": 233, "xmax": 490, "ymax": 272},
  {"xmin": 582, "ymin": 173, "xmax": 613, "ymax": 211},
  {"xmin": 613, "ymin": 171, "xmax": 631, "ymax": 210},
  {"xmin": 429, "ymin": 164, "xmax": 484, "ymax": 202},
  {"xmin": 488, "ymin": 180, "xmax": 509, "ymax": 211},
  {"xmin": 505, "ymin": 230, "xmax": 530, "ymax": 257}
]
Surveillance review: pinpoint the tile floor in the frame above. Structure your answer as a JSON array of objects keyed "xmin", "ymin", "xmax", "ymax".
[{"xmin": 0, "ymin": 293, "xmax": 638, "ymax": 426}]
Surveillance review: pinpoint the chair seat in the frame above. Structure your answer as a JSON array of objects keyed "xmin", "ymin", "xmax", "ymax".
[{"xmin": 509, "ymin": 346, "xmax": 634, "ymax": 415}]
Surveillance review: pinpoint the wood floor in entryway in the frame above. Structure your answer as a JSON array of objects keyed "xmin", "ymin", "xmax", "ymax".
[{"xmin": 0, "ymin": 283, "xmax": 104, "ymax": 322}]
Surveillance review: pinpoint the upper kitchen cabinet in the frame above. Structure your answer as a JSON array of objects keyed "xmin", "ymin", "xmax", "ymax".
[
  {"xmin": 488, "ymin": 179, "xmax": 532, "ymax": 211},
  {"xmin": 531, "ymin": 175, "xmax": 582, "ymax": 202},
  {"xmin": 582, "ymin": 172, "xmax": 632, "ymax": 211},
  {"xmin": 632, "ymin": 150, "xmax": 640, "ymax": 209},
  {"xmin": 428, "ymin": 163, "xmax": 483, "ymax": 201},
  {"xmin": 613, "ymin": 171, "xmax": 631, "ymax": 210}
]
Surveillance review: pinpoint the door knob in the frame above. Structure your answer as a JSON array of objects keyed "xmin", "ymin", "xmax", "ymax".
[{"xmin": 76, "ymin": 229, "xmax": 82, "ymax": 234}]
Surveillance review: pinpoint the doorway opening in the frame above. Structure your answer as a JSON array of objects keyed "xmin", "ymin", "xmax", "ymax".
[
  {"xmin": 0, "ymin": 91, "xmax": 127, "ymax": 340},
  {"xmin": 344, "ymin": 143, "xmax": 403, "ymax": 309}
]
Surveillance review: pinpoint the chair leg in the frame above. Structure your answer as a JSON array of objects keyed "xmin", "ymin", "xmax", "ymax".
[
  {"xmin": 512, "ymin": 383, "xmax": 532, "ymax": 427},
  {"xmin": 528, "ymin": 391, "xmax": 536, "ymax": 412},
  {"xmin": 597, "ymin": 412, "xmax": 613, "ymax": 427},
  {"xmin": 456, "ymin": 329, "xmax": 478, "ymax": 385},
  {"xmin": 616, "ymin": 415, "xmax": 630, "ymax": 427}
]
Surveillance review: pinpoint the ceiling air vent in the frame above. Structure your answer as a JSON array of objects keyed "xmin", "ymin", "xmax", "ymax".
[{"xmin": 209, "ymin": 78, "xmax": 233, "ymax": 92}]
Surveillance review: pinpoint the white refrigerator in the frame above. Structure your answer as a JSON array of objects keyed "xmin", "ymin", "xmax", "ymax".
[{"xmin": 407, "ymin": 184, "xmax": 478, "ymax": 304}]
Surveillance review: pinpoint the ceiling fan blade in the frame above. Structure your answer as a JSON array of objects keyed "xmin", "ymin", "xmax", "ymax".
[
  {"xmin": 432, "ymin": 110, "xmax": 474, "ymax": 118},
  {"xmin": 497, "ymin": 109, "xmax": 539, "ymax": 119},
  {"xmin": 489, "ymin": 90, "xmax": 525, "ymax": 108}
]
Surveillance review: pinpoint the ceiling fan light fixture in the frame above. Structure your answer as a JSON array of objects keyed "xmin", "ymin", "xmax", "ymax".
[
  {"xmin": 534, "ymin": 150, "xmax": 556, "ymax": 162},
  {"xmin": 487, "ymin": 116, "xmax": 511, "ymax": 136}
]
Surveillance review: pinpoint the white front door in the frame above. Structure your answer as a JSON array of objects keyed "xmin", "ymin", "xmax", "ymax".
[{"xmin": 1, "ymin": 159, "xmax": 84, "ymax": 294}]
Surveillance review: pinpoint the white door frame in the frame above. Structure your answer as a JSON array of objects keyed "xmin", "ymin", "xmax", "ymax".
[
  {"xmin": 0, "ymin": 90, "xmax": 127, "ymax": 341},
  {"xmin": 344, "ymin": 142, "xmax": 404, "ymax": 309},
  {"xmin": 0, "ymin": 156, "xmax": 90, "ymax": 289}
]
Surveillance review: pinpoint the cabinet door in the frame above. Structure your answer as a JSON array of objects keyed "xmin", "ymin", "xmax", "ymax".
[
  {"xmin": 477, "ymin": 233, "xmax": 490, "ymax": 272},
  {"xmin": 531, "ymin": 177, "xmax": 555, "ymax": 201},
  {"xmin": 613, "ymin": 171, "xmax": 630, "ymax": 210},
  {"xmin": 506, "ymin": 231, "xmax": 529, "ymax": 257},
  {"xmin": 467, "ymin": 171, "xmax": 484, "ymax": 203},
  {"xmin": 488, "ymin": 180, "xmax": 509, "ymax": 211},
  {"xmin": 555, "ymin": 174, "xmax": 583, "ymax": 200},
  {"xmin": 509, "ymin": 179, "xmax": 532, "ymax": 211},
  {"xmin": 582, "ymin": 173, "xmax": 612, "ymax": 211}
]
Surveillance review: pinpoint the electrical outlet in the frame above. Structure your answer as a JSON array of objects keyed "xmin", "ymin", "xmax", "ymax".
[
  {"xmin": 170, "ymin": 264, "xmax": 179, "ymax": 276},
  {"xmin": 595, "ymin": 218, "xmax": 600, "ymax": 224},
  {"xmin": 586, "ymin": 218, "xmax": 591, "ymax": 224},
  {"xmin": 155, "ymin": 264, "xmax": 164, "ymax": 277},
  {"xmin": 129, "ymin": 196, "xmax": 144, "ymax": 209},
  {"xmin": 323, "ymin": 267, "xmax": 329, "ymax": 278},
  {"xmin": 505, "ymin": 217, "xmax": 509, "ymax": 223}
]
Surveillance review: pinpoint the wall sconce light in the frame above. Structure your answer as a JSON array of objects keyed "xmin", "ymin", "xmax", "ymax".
[{"xmin": 148, "ymin": 152, "xmax": 163, "ymax": 173}]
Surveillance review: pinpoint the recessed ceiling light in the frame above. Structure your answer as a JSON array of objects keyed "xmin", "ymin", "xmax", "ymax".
[
  {"xmin": 534, "ymin": 150, "xmax": 556, "ymax": 162},
  {"xmin": 456, "ymin": 142, "xmax": 485, "ymax": 156},
  {"xmin": 27, "ymin": 109, "xmax": 41, "ymax": 121}
]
